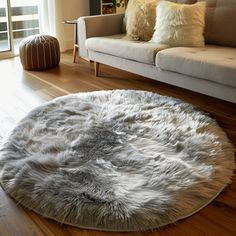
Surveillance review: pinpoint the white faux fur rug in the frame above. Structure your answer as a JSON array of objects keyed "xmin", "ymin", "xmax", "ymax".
[{"xmin": 0, "ymin": 90, "xmax": 234, "ymax": 231}]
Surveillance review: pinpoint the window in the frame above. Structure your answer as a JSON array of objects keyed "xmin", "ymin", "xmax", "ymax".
[{"xmin": 0, "ymin": 0, "xmax": 40, "ymax": 57}]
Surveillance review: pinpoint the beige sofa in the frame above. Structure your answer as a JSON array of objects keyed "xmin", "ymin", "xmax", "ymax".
[{"xmin": 78, "ymin": 0, "xmax": 236, "ymax": 104}]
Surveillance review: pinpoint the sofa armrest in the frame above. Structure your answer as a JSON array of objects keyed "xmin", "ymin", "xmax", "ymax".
[{"xmin": 78, "ymin": 14, "xmax": 124, "ymax": 59}]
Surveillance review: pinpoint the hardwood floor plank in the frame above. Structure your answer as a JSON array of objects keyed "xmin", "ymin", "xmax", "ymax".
[{"xmin": 0, "ymin": 190, "xmax": 45, "ymax": 236}]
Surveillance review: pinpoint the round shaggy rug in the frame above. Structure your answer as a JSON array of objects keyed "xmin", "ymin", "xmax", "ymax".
[{"xmin": 0, "ymin": 90, "xmax": 234, "ymax": 231}]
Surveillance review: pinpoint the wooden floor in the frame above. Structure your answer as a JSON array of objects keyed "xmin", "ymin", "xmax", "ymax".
[{"xmin": 0, "ymin": 52, "xmax": 235, "ymax": 236}]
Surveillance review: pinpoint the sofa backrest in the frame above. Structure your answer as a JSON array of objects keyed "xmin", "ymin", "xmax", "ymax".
[
  {"xmin": 123, "ymin": 0, "xmax": 236, "ymax": 47},
  {"xmin": 201, "ymin": 0, "xmax": 236, "ymax": 47}
]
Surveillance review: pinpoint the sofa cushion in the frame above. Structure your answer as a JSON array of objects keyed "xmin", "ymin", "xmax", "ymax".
[
  {"xmin": 151, "ymin": 1, "xmax": 206, "ymax": 47},
  {"xmin": 201, "ymin": 0, "xmax": 236, "ymax": 47},
  {"xmin": 125, "ymin": 0, "xmax": 160, "ymax": 41},
  {"xmin": 86, "ymin": 34, "xmax": 168, "ymax": 65},
  {"xmin": 156, "ymin": 45, "xmax": 236, "ymax": 88},
  {"xmin": 122, "ymin": 0, "xmax": 196, "ymax": 33}
]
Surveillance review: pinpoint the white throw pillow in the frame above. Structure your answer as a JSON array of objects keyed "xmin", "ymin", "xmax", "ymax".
[
  {"xmin": 151, "ymin": 1, "xmax": 206, "ymax": 47},
  {"xmin": 125, "ymin": 0, "xmax": 160, "ymax": 41}
]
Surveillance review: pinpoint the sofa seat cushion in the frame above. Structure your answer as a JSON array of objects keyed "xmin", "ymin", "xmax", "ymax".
[
  {"xmin": 156, "ymin": 45, "xmax": 236, "ymax": 88},
  {"xmin": 86, "ymin": 34, "xmax": 168, "ymax": 65}
]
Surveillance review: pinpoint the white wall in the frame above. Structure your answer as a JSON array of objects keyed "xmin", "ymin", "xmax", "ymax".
[{"xmin": 61, "ymin": 0, "xmax": 89, "ymax": 50}]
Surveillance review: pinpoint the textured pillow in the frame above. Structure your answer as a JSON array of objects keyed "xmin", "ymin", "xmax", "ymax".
[
  {"xmin": 151, "ymin": 1, "xmax": 206, "ymax": 47},
  {"xmin": 122, "ymin": 0, "xmax": 197, "ymax": 33},
  {"xmin": 125, "ymin": 0, "xmax": 160, "ymax": 41}
]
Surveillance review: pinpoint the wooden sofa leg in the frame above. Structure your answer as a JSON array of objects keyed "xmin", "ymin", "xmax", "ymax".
[
  {"xmin": 73, "ymin": 44, "xmax": 79, "ymax": 63},
  {"xmin": 94, "ymin": 62, "xmax": 100, "ymax": 77}
]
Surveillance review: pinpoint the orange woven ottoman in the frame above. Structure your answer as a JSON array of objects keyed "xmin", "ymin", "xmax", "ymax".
[{"xmin": 19, "ymin": 35, "xmax": 60, "ymax": 71}]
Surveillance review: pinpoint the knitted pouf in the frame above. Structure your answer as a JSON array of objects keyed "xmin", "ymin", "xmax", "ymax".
[{"xmin": 19, "ymin": 35, "xmax": 60, "ymax": 71}]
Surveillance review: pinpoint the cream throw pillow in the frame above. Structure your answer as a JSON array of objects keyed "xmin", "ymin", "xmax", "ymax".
[
  {"xmin": 126, "ymin": 0, "xmax": 160, "ymax": 41},
  {"xmin": 151, "ymin": 1, "xmax": 206, "ymax": 47}
]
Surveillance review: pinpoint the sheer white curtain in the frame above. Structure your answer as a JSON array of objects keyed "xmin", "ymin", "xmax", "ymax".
[{"xmin": 39, "ymin": 0, "xmax": 67, "ymax": 51}]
